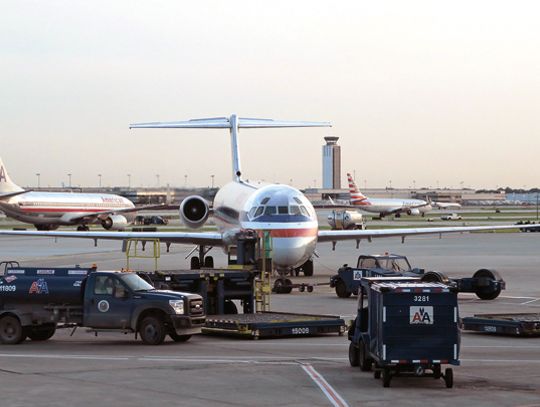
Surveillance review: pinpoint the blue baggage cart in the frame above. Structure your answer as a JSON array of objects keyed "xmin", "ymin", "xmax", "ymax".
[{"xmin": 348, "ymin": 277, "xmax": 460, "ymax": 388}]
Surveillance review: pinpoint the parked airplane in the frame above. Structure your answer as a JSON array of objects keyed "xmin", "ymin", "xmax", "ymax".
[
  {"xmin": 347, "ymin": 173, "xmax": 432, "ymax": 217},
  {"xmin": 0, "ymin": 115, "xmax": 538, "ymax": 276},
  {"xmin": 0, "ymin": 157, "xmax": 138, "ymax": 230}
]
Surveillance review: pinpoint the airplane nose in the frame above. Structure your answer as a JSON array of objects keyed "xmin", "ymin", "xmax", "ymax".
[{"xmin": 271, "ymin": 236, "xmax": 317, "ymax": 268}]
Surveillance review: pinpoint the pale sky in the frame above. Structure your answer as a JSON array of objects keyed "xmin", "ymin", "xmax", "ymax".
[{"xmin": 1, "ymin": 1, "xmax": 539, "ymax": 190}]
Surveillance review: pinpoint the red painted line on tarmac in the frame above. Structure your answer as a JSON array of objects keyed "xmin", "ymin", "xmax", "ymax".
[{"xmin": 301, "ymin": 364, "xmax": 349, "ymax": 407}]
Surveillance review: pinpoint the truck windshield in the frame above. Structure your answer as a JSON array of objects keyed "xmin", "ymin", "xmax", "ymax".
[
  {"xmin": 380, "ymin": 258, "xmax": 411, "ymax": 272},
  {"xmin": 120, "ymin": 273, "xmax": 155, "ymax": 291}
]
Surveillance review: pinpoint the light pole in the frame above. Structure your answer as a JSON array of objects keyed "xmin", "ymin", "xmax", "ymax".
[
  {"xmin": 67, "ymin": 173, "xmax": 72, "ymax": 188},
  {"xmin": 35, "ymin": 173, "xmax": 40, "ymax": 189},
  {"xmin": 184, "ymin": 174, "xmax": 188, "ymax": 187},
  {"xmin": 413, "ymin": 180, "xmax": 416, "ymax": 190},
  {"xmin": 156, "ymin": 174, "xmax": 160, "ymax": 187},
  {"xmin": 127, "ymin": 174, "xmax": 131, "ymax": 189},
  {"xmin": 98, "ymin": 174, "xmax": 102, "ymax": 188},
  {"xmin": 211, "ymin": 175, "xmax": 215, "ymax": 189},
  {"xmin": 364, "ymin": 179, "xmax": 367, "ymax": 190}
]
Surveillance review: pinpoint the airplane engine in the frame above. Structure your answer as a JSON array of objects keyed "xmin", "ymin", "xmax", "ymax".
[
  {"xmin": 407, "ymin": 208, "xmax": 421, "ymax": 216},
  {"xmin": 327, "ymin": 210, "xmax": 364, "ymax": 230},
  {"xmin": 180, "ymin": 195, "xmax": 210, "ymax": 229},
  {"xmin": 101, "ymin": 214, "xmax": 129, "ymax": 230}
]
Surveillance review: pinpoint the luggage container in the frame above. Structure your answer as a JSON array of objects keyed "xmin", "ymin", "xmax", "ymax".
[
  {"xmin": 462, "ymin": 313, "xmax": 540, "ymax": 336},
  {"xmin": 348, "ymin": 277, "xmax": 460, "ymax": 388}
]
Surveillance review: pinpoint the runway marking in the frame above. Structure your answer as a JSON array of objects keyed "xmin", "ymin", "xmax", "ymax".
[
  {"xmin": 301, "ymin": 364, "xmax": 349, "ymax": 407},
  {"xmin": 520, "ymin": 298, "xmax": 540, "ymax": 305}
]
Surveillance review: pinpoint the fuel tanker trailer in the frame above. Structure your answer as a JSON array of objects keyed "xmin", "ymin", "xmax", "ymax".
[{"xmin": 0, "ymin": 266, "xmax": 205, "ymax": 345}]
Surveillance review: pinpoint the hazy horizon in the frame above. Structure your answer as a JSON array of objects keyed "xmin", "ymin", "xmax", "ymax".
[{"xmin": 2, "ymin": 1, "xmax": 539, "ymax": 190}]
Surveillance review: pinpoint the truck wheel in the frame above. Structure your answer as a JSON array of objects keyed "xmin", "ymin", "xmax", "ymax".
[
  {"xmin": 473, "ymin": 269, "xmax": 502, "ymax": 300},
  {"xmin": 359, "ymin": 341, "xmax": 372, "ymax": 372},
  {"xmin": 382, "ymin": 368, "xmax": 392, "ymax": 387},
  {"xmin": 139, "ymin": 316, "xmax": 166, "ymax": 345},
  {"xmin": 444, "ymin": 368, "xmax": 453, "ymax": 388},
  {"xmin": 0, "ymin": 315, "xmax": 25, "ymax": 344},
  {"xmin": 283, "ymin": 279, "xmax": 293, "ymax": 294},
  {"xmin": 27, "ymin": 324, "xmax": 56, "ymax": 341},
  {"xmin": 169, "ymin": 332, "xmax": 192, "ymax": 342},
  {"xmin": 335, "ymin": 280, "xmax": 352, "ymax": 298},
  {"xmin": 348, "ymin": 342, "xmax": 359, "ymax": 367},
  {"xmin": 374, "ymin": 369, "xmax": 381, "ymax": 379}
]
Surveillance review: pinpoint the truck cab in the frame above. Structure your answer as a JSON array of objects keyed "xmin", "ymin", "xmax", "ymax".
[{"xmin": 0, "ymin": 266, "xmax": 205, "ymax": 345}]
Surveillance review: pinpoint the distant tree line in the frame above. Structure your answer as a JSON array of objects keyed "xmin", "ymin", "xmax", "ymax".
[{"xmin": 476, "ymin": 187, "xmax": 540, "ymax": 194}]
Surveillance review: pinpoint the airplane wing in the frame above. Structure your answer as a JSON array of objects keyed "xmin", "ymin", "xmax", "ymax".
[
  {"xmin": 63, "ymin": 204, "xmax": 170, "ymax": 223},
  {"xmin": 317, "ymin": 224, "xmax": 540, "ymax": 243},
  {"xmin": 0, "ymin": 230, "xmax": 224, "ymax": 246}
]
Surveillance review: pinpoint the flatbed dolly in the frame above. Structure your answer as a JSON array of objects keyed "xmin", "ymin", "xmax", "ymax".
[
  {"xmin": 462, "ymin": 313, "xmax": 540, "ymax": 336},
  {"xmin": 203, "ymin": 311, "xmax": 346, "ymax": 339}
]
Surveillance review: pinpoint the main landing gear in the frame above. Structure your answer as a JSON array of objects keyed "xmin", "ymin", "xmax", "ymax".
[
  {"xmin": 188, "ymin": 245, "xmax": 214, "ymax": 270},
  {"xmin": 77, "ymin": 225, "xmax": 90, "ymax": 231},
  {"xmin": 273, "ymin": 259, "xmax": 314, "ymax": 294}
]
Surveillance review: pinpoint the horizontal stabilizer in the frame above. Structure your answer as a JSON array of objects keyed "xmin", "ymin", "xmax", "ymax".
[{"xmin": 130, "ymin": 117, "xmax": 331, "ymax": 129}]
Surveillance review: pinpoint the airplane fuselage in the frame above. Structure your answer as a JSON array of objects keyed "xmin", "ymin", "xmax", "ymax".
[
  {"xmin": 212, "ymin": 181, "xmax": 318, "ymax": 269},
  {"xmin": 0, "ymin": 191, "xmax": 135, "ymax": 226},
  {"xmin": 352, "ymin": 197, "xmax": 432, "ymax": 216}
]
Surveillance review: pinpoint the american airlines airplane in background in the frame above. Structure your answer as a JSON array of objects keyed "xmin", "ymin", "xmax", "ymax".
[
  {"xmin": 0, "ymin": 115, "xmax": 537, "ymax": 276},
  {"xmin": 0, "ymin": 157, "xmax": 138, "ymax": 230},
  {"xmin": 346, "ymin": 173, "xmax": 432, "ymax": 218}
]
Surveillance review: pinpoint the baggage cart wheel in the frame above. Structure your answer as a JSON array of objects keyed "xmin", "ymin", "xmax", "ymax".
[
  {"xmin": 273, "ymin": 278, "xmax": 285, "ymax": 294},
  {"xmin": 473, "ymin": 269, "xmax": 502, "ymax": 300},
  {"xmin": 190, "ymin": 257, "xmax": 200, "ymax": 270},
  {"xmin": 299, "ymin": 284, "xmax": 306, "ymax": 292},
  {"xmin": 307, "ymin": 285, "xmax": 313, "ymax": 293},
  {"xmin": 224, "ymin": 300, "xmax": 238, "ymax": 314},
  {"xmin": 335, "ymin": 279, "xmax": 352, "ymax": 298},
  {"xmin": 203, "ymin": 256, "xmax": 214, "ymax": 268},
  {"xmin": 444, "ymin": 368, "xmax": 453, "ymax": 388},
  {"xmin": 374, "ymin": 369, "xmax": 381, "ymax": 379},
  {"xmin": 348, "ymin": 342, "xmax": 359, "ymax": 367},
  {"xmin": 0, "ymin": 315, "xmax": 26, "ymax": 344},
  {"xmin": 359, "ymin": 341, "xmax": 372, "ymax": 371},
  {"xmin": 382, "ymin": 368, "xmax": 392, "ymax": 387},
  {"xmin": 284, "ymin": 278, "xmax": 293, "ymax": 294},
  {"xmin": 433, "ymin": 364, "xmax": 441, "ymax": 379}
]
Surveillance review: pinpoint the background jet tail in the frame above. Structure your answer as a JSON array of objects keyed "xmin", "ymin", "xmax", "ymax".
[
  {"xmin": 0, "ymin": 157, "xmax": 25, "ymax": 194},
  {"xmin": 346, "ymin": 173, "xmax": 367, "ymax": 202}
]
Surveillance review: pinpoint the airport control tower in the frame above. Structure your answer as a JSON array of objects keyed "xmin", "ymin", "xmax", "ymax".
[{"xmin": 322, "ymin": 136, "xmax": 341, "ymax": 189}]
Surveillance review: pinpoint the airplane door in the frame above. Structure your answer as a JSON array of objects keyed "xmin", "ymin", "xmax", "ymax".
[{"xmin": 84, "ymin": 275, "xmax": 133, "ymax": 329}]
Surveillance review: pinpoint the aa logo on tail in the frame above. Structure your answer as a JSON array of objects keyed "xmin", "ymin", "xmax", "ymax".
[
  {"xmin": 409, "ymin": 306, "xmax": 433, "ymax": 324},
  {"xmin": 0, "ymin": 166, "xmax": 6, "ymax": 183}
]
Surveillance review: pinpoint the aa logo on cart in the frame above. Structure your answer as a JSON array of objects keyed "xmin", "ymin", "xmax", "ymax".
[
  {"xmin": 29, "ymin": 278, "xmax": 49, "ymax": 294},
  {"xmin": 410, "ymin": 306, "xmax": 433, "ymax": 324}
]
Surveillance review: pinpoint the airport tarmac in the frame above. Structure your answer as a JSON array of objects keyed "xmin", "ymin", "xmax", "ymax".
[{"xmin": 0, "ymin": 233, "xmax": 539, "ymax": 406}]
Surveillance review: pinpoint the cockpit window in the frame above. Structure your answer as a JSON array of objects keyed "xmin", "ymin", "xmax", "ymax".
[
  {"xmin": 290, "ymin": 205, "xmax": 301, "ymax": 215},
  {"xmin": 261, "ymin": 197, "xmax": 270, "ymax": 205},
  {"xmin": 264, "ymin": 206, "xmax": 276, "ymax": 215},
  {"xmin": 254, "ymin": 206, "xmax": 264, "ymax": 218},
  {"xmin": 293, "ymin": 197, "xmax": 302, "ymax": 204},
  {"xmin": 300, "ymin": 206, "xmax": 310, "ymax": 217},
  {"xmin": 278, "ymin": 206, "xmax": 288, "ymax": 214}
]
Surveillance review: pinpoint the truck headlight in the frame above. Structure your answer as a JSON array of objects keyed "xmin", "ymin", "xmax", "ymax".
[{"xmin": 169, "ymin": 300, "xmax": 184, "ymax": 314}]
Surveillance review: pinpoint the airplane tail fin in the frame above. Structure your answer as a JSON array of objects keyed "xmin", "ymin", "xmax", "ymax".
[
  {"xmin": 346, "ymin": 173, "xmax": 368, "ymax": 203},
  {"xmin": 0, "ymin": 157, "xmax": 24, "ymax": 195},
  {"xmin": 130, "ymin": 115, "xmax": 331, "ymax": 182}
]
